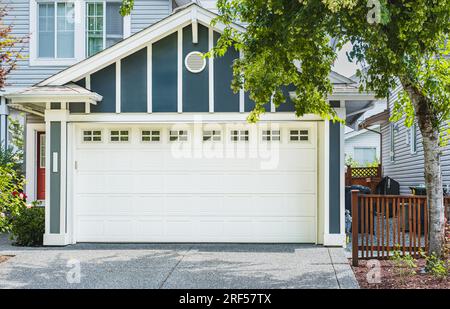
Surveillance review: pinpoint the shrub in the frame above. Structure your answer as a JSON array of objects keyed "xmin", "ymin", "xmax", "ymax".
[
  {"xmin": 10, "ymin": 205, "xmax": 45, "ymax": 246},
  {"xmin": 391, "ymin": 246, "xmax": 417, "ymax": 280},
  {"xmin": 0, "ymin": 164, "xmax": 26, "ymax": 233},
  {"xmin": 420, "ymin": 250, "xmax": 449, "ymax": 279}
]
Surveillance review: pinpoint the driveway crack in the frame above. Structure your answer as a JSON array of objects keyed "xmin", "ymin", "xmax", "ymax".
[
  {"xmin": 327, "ymin": 248, "xmax": 341, "ymax": 289},
  {"xmin": 159, "ymin": 245, "xmax": 192, "ymax": 289}
]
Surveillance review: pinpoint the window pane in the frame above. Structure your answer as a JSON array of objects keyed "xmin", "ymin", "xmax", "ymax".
[
  {"xmin": 354, "ymin": 148, "xmax": 377, "ymax": 166},
  {"xmin": 56, "ymin": 3, "xmax": 74, "ymax": 58},
  {"xmin": 38, "ymin": 3, "xmax": 55, "ymax": 57},
  {"xmin": 105, "ymin": 2, "xmax": 123, "ymax": 48},
  {"xmin": 86, "ymin": 3, "xmax": 104, "ymax": 56}
]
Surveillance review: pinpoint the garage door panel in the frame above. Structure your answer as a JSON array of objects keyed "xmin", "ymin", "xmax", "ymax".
[
  {"xmin": 278, "ymin": 149, "xmax": 316, "ymax": 171},
  {"xmin": 134, "ymin": 174, "xmax": 165, "ymax": 193},
  {"xmin": 76, "ymin": 174, "xmax": 106, "ymax": 193},
  {"xmin": 132, "ymin": 196, "xmax": 165, "ymax": 215},
  {"xmin": 76, "ymin": 195, "xmax": 106, "ymax": 214},
  {"xmin": 104, "ymin": 220, "xmax": 134, "ymax": 236},
  {"xmin": 74, "ymin": 123, "xmax": 318, "ymax": 243},
  {"xmin": 135, "ymin": 220, "xmax": 164, "ymax": 238}
]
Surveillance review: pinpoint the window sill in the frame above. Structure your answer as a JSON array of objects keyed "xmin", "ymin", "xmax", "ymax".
[{"xmin": 29, "ymin": 58, "xmax": 82, "ymax": 67}]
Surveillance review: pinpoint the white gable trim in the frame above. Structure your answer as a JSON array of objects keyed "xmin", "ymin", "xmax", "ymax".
[{"xmin": 39, "ymin": 4, "xmax": 245, "ymax": 87}]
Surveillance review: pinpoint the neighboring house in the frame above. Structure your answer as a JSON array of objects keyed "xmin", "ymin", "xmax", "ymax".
[
  {"xmin": 4, "ymin": 2, "xmax": 376, "ymax": 246},
  {"xmin": 344, "ymin": 126, "xmax": 380, "ymax": 166},
  {"xmin": 360, "ymin": 83, "xmax": 450, "ymax": 195}
]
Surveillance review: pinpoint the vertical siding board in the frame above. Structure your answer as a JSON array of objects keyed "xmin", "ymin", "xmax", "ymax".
[
  {"xmin": 329, "ymin": 122, "xmax": 341, "ymax": 234},
  {"xmin": 121, "ymin": 48, "xmax": 148, "ymax": 112},
  {"xmin": 213, "ymin": 31, "xmax": 239, "ymax": 112},
  {"xmin": 182, "ymin": 24, "xmax": 209, "ymax": 112},
  {"xmin": 152, "ymin": 32, "xmax": 178, "ymax": 112},
  {"xmin": 90, "ymin": 64, "xmax": 116, "ymax": 113},
  {"xmin": 276, "ymin": 84, "xmax": 296, "ymax": 112},
  {"xmin": 49, "ymin": 121, "xmax": 61, "ymax": 234}
]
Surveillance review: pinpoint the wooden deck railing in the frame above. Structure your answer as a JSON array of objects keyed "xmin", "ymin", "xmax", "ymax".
[{"xmin": 351, "ymin": 191, "xmax": 450, "ymax": 266}]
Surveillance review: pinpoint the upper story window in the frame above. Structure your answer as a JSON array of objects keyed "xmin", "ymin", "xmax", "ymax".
[
  {"xmin": 86, "ymin": 1, "xmax": 123, "ymax": 57},
  {"xmin": 38, "ymin": 2, "xmax": 75, "ymax": 58}
]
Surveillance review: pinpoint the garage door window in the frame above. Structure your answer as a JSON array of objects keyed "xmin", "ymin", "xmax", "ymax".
[
  {"xmin": 262, "ymin": 130, "xmax": 280, "ymax": 141},
  {"xmin": 203, "ymin": 130, "xmax": 221, "ymax": 142},
  {"xmin": 169, "ymin": 130, "xmax": 188, "ymax": 142},
  {"xmin": 141, "ymin": 130, "xmax": 160, "ymax": 142},
  {"xmin": 290, "ymin": 129, "xmax": 309, "ymax": 142},
  {"xmin": 110, "ymin": 130, "xmax": 129, "ymax": 142},
  {"xmin": 231, "ymin": 130, "xmax": 249, "ymax": 142},
  {"xmin": 83, "ymin": 130, "xmax": 102, "ymax": 142}
]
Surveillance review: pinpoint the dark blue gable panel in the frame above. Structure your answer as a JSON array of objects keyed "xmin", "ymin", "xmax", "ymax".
[
  {"xmin": 70, "ymin": 78, "xmax": 86, "ymax": 113},
  {"xmin": 329, "ymin": 122, "xmax": 341, "ymax": 234},
  {"xmin": 153, "ymin": 32, "xmax": 178, "ymax": 112},
  {"xmin": 90, "ymin": 64, "xmax": 116, "ymax": 113},
  {"xmin": 276, "ymin": 84, "xmax": 296, "ymax": 112},
  {"xmin": 244, "ymin": 93, "xmax": 270, "ymax": 112},
  {"xmin": 182, "ymin": 24, "xmax": 209, "ymax": 112},
  {"xmin": 74, "ymin": 78, "xmax": 85, "ymax": 88},
  {"xmin": 213, "ymin": 32, "xmax": 239, "ymax": 112},
  {"xmin": 121, "ymin": 48, "xmax": 147, "ymax": 112}
]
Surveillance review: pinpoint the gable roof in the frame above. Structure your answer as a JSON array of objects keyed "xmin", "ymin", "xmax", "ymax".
[{"xmin": 39, "ymin": 3, "xmax": 245, "ymax": 86}]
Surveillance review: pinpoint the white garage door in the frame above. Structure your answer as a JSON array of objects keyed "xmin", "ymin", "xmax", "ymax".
[{"xmin": 73, "ymin": 122, "xmax": 317, "ymax": 243}]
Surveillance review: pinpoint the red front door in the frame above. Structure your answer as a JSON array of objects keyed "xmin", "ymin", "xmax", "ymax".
[{"xmin": 36, "ymin": 132, "xmax": 46, "ymax": 200}]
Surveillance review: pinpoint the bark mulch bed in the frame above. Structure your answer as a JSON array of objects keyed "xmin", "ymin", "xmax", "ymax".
[{"xmin": 351, "ymin": 259, "xmax": 449, "ymax": 289}]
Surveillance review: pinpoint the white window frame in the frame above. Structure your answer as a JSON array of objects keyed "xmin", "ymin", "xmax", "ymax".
[
  {"xmin": 82, "ymin": 129, "xmax": 103, "ymax": 143},
  {"xmin": 289, "ymin": 129, "xmax": 309, "ymax": 142},
  {"xmin": 203, "ymin": 130, "xmax": 222, "ymax": 142},
  {"xmin": 410, "ymin": 123, "xmax": 417, "ymax": 154},
  {"xmin": 109, "ymin": 129, "xmax": 130, "ymax": 143},
  {"xmin": 230, "ymin": 130, "xmax": 249, "ymax": 142},
  {"xmin": 39, "ymin": 133, "xmax": 46, "ymax": 168},
  {"xmin": 353, "ymin": 147, "xmax": 377, "ymax": 166},
  {"xmin": 141, "ymin": 129, "xmax": 161, "ymax": 143},
  {"xmin": 262, "ymin": 130, "xmax": 281, "ymax": 142},
  {"xmin": 169, "ymin": 130, "xmax": 188, "ymax": 142},
  {"xmin": 85, "ymin": 0, "xmax": 127, "ymax": 57},
  {"xmin": 390, "ymin": 123, "xmax": 395, "ymax": 162},
  {"xmin": 29, "ymin": 0, "xmax": 131, "ymax": 66}
]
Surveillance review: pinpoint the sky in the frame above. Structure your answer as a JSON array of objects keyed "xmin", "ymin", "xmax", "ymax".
[{"xmin": 332, "ymin": 42, "xmax": 361, "ymax": 78}]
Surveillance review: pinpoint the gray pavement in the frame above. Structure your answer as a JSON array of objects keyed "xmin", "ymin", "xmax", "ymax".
[{"xmin": 0, "ymin": 234, "xmax": 358, "ymax": 289}]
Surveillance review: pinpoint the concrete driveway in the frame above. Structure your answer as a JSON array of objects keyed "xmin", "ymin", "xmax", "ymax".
[{"xmin": 0, "ymin": 235, "xmax": 358, "ymax": 289}]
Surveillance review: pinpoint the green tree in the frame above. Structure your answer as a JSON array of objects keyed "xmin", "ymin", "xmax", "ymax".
[
  {"xmin": 209, "ymin": 0, "xmax": 450, "ymax": 257},
  {"xmin": 0, "ymin": 6, "xmax": 25, "ymax": 90}
]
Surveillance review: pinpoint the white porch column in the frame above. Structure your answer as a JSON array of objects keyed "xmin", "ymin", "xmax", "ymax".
[{"xmin": 43, "ymin": 108, "xmax": 71, "ymax": 246}]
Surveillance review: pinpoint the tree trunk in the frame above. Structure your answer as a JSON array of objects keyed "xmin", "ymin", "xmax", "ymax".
[{"xmin": 402, "ymin": 79, "xmax": 446, "ymax": 257}]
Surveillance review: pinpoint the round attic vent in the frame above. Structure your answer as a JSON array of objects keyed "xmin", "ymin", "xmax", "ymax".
[{"xmin": 185, "ymin": 51, "xmax": 206, "ymax": 73}]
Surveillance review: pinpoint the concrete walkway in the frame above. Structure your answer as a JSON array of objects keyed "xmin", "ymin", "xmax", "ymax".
[{"xmin": 0, "ymin": 235, "xmax": 358, "ymax": 289}]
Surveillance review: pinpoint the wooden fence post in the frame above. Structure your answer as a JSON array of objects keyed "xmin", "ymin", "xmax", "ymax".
[{"xmin": 352, "ymin": 190, "xmax": 359, "ymax": 267}]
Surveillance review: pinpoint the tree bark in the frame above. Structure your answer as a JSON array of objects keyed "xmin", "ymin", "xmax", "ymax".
[{"xmin": 401, "ymin": 79, "xmax": 446, "ymax": 257}]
